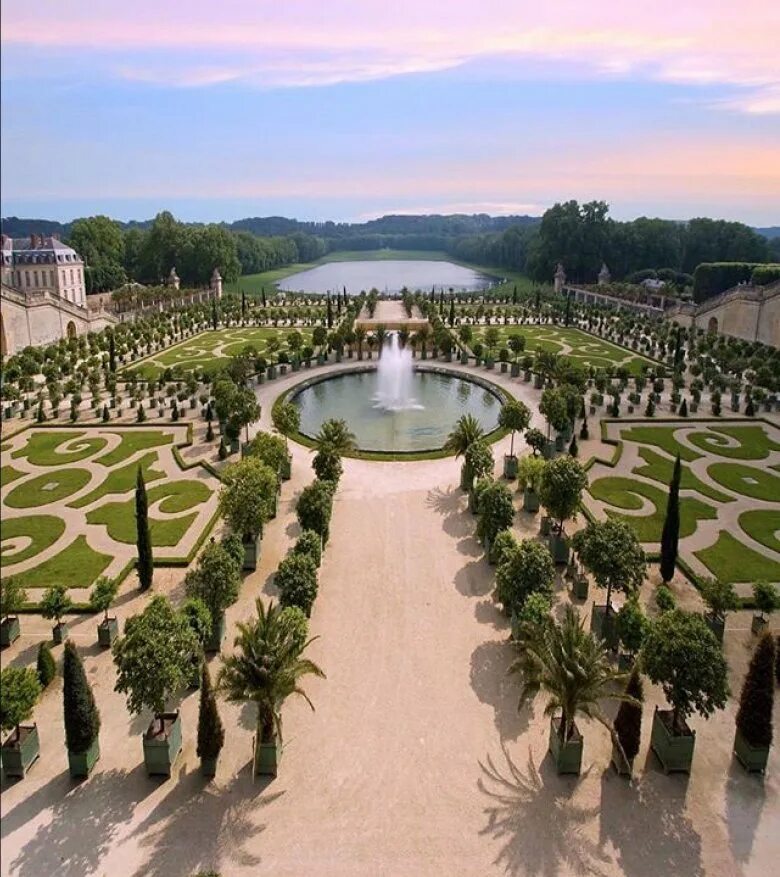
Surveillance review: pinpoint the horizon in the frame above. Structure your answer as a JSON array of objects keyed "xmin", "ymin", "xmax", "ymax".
[{"xmin": 2, "ymin": 2, "xmax": 779, "ymax": 225}]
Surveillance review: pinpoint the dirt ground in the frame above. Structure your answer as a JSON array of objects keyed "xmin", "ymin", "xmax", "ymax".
[{"xmin": 1, "ymin": 364, "xmax": 778, "ymax": 877}]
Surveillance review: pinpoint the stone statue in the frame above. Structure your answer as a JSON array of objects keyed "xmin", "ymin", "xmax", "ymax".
[{"xmin": 554, "ymin": 263, "xmax": 566, "ymax": 294}]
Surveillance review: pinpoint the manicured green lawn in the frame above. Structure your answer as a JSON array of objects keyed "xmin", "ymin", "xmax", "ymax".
[
  {"xmin": 696, "ymin": 531, "xmax": 780, "ymax": 583},
  {"xmin": 707, "ymin": 462, "xmax": 780, "ymax": 501},
  {"xmin": 86, "ymin": 480, "xmax": 211, "ymax": 546},
  {"xmin": 589, "ymin": 476, "xmax": 717, "ymax": 542},
  {"xmin": 0, "ymin": 515, "xmax": 66, "ymax": 565},
  {"xmin": 11, "ymin": 431, "xmax": 108, "ymax": 466},
  {"xmin": 633, "ymin": 447, "xmax": 734, "ymax": 503},
  {"xmin": 69, "ymin": 451, "xmax": 165, "ymax": 509},
  {"xmin": 9, "ymin": 535, "xmax": 112, "ymax": 589},
  {"xmin": 620, "ymin": 426, "xmax": 701, "ymax": 462},
  {"xmin": 5, "ymin": 468, "xmax": 92, "ymax": 508},
  {"xmin": 686, "ymin": 425, "xmax": 780, "ymax": 460},
  {"xmin": 96, "ymin": 431, "xmax": 173, "ymax": 467},
  {"xmin": 739, "ymin": 509, "xmax": 780, "ymax": 553},
  {"xmin": 0, "ymin": 464, "xmax": 26, "ymax": 487}
]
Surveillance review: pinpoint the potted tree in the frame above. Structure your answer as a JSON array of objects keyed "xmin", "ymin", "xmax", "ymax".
[
  {"xmin": 246, "ymin": 430, "xmax": 289, "ymax": 491},
  {"xmin": 517, "ymin": 455, "xmax": 545, "ymax": 513},
  {"xmin": 498, "ymin": 399, "xmax": 531, "ymax": 479},
  {"xmin": 218, "ymin": 458, "xmax": 278, "ymax": 571},
  {"xmin": 40, "ymin": 585, "xmax": 73, "ymax": 644},
  {"xmin": 292, "ymin": 530, "xmax": 323, "ymax": 569},
  {"xmin": 444, "ymin": 414, "xmax": 485, "ymax": 491},
  {"xmin": 495, "ymin": 538, "xmax": 555, "ymax": 619},
  {"xmin": 699, "ymin": 577, "xmax": 738, "ymax": 644},
  {"xmin": 296, "ymin": 480, "xmax": 335, "ymax": 544},
  {"xmin": 465, "ymin": 441, "xmax": 495, "ymax": 513},
  {"xmin": 642, "ymin": 609, "xmax": 729, "ymax": 773},
  {"xmin": 539, "ymin": 388, "xmax": 569, "ymax": 454},
  {"xmin": 62, "ymin": 640, "xmax": 101, "ymax": 778},
  {"xmin": 197, "ymin": 662, "xmax": 224, "ymax": 778},
  {"xmin": 112, "ymin": 596, "xmax": 200, "ymax": 776},
  {"xmin": 0, "ymin": 577, "xmax": 27, "ymax": 647},
  {"xmin": 751, "ymin": 582, "xmax": 778, "ymax": 636},
  {"xmin": 612, "ymin": 666, "xmax": 644, "ymax": 777},
  {"xmin": 276, "ymin": 552, "xmax": 319, "ymax": 617},
  {"xmin": 270, "ymin": 401, "xmax": 299, "ymax": 480},
  {"xmin": 734, "ymin": 632, "xmax": 775, "ymax": 773},
  {"xmin": 573, "ymin": 520, "xmax": 646, "ymax": 650},
  {"xmin": 89, "ymin": 576, "xmax": 120, "ymax": 647},
  {"xmin": 476, "ymin": 480, "xmax": 515, "ymax": 560},
  {"xmin": 538, "ymin": 456, "xmax": 588, "ymax": 564},
  {"xmin": 0, "ymin": 666, "xmax": 42, "ymax": 778},
  {"xmin": 615, "ymin": 595, "xmax": 650, "ymax": 670},
  {"xmin": 184, "ymin": 540, "xmax": 242, "ymax": 652},
  {"xmin": 510, "ymin": 606, "xmax": 633, "ymax": 775},
  {"xmin": 219, "ymin": 599, "xmax": 325, "ymax": 777}
]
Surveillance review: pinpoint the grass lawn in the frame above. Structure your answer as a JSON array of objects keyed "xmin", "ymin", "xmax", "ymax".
[
  {"xmin": 707, "ymin": 462, "xmax": 780, "ymax": 501},
  {"xmin": 96, "ymin": 430, "xmax": 173, "ymax": 467},
  {"xmin": 620, "ymin": 426, "xmax": 701, "ymax": 462},
  {"xmin": 687, "ymin": 425, "xmax": 780, "ymax": 460},
  {"xmin": 5, "ymin": 468, "xmax": 92, "ymax": 509},
  {"xmin": 11, "ymin": 431, "xmax": 108, "ymax": 466},
  {"xmin": 739, "ymin": 509, "xmax": 780, "ymax": 553},
  {"xmin": 695, "ymin": 531, "xmax": 780, "ymax": 583},
  {"xmin": 588, "ymin": 476, "xmax": 717, "ymax": 542},
  {"xmin": 9, "ymin": 535, "xmax": 112, "ymax": 589},
  {"xmin": 0, "ymin": 464, "xmax": 26, "ymax": 487},
  {"xmin": 68, "ymin": 452, "xmax": 165, "ymax": 509},
  {"xmin": 633, "ymin": 447, "xmax": 734, "ymax": 503},
  {"xmin": 86, "ymin": 480, "xmax": 211, "ymax": 546},
  {"xmin": 0, "ymin": 515, "xmax": 66, "ymax": 565}
]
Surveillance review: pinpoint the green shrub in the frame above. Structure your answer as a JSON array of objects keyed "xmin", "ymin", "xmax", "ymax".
[
  {"xmin": 276, "ymin": 553, "xmax": 319, "ymax": 617},
  {"xmin": 296, "ymin": 479, "xmax": 335, "ymax": 543},
  {"xmin": 496, "ymin": 539, "xmax": 555, "ymax": 616},
  {"xmin": 63, "ymin": 640, "xmax": 100, "ymax": 754},
  {"xmin": 293, "ymin": 530, "xmax": 322, "ymax": 567},
  {"xmin": 196, "ymin": 662, "xmax": 224, "ymax": 761},
  {"xmin": 279, "ymin": 605, "xmax": 309, "ymax": 655},
  {"xmin": 37, "ymin": 642, "xmax": 57, "ymax": 688},
  {"xmin": 735, "ymin": 632, "xmax": 775, "ymax": 749},
  {"xmin": 490, "ymin": 529, "xmax": 518, "ymax": 567},
  {"xmin": 614, "ymin": 666, "xmax": 644, "ymax": 767},
  {"xmin": 655, "ymin": 585, "xmax": 676, "ymax": 613},
  {"xmin": 753, "ymin": 582, "xmax": 779, "ymax": 619}
]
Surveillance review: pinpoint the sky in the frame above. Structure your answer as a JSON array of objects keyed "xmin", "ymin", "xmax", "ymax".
[{"xmin": 1, "ymin": 1, "xmax": 779, "ymax": 226}]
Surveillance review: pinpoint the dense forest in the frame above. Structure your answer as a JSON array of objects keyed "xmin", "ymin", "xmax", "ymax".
[{"xmin": 1, "ymin": 206, "xmax": 778, "ymax": 297}]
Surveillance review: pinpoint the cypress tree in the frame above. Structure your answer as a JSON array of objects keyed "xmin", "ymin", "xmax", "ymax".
[
  {"xmin": 108, "ymin": 331, "xmax": 116, "ymax": 373},
  {"xmin": 614, "ymin": 666, "xmax": 644, "ymax": 771},
  {"xmin": 735, "ymin": 632, "xmax": 775, "ymax": 749},
  {"xmin": 211, "ymin": 300, "xmax": 218, "ymax": 331},
  {"xmin": 745, "ymin": 395, "xmax": 755, "ymax": 417},
  {"xmin": 679, "ymin": 398, "xmax": 688, "ymax": 417},
  {"xmin": 206, "ymin": 420, "xmax": 214, "ymax": 442},
  {"xmin": 512, "ymin": 285, "xmax": 518, "ymax": 305},
  {"xmin": 241, "ymin": 290, "xmax": 246, "ymax": 319},
  {"xmin": 449, "ymin": 298, "xmax": 455, "ymax": 327},
  {"xmin": 564, "ymin": 292, "xmax": 571, "ymax": 326},
  {"xmin": 660, "ymin": 454, "xmax": 681, "ymax": 582},
  {"xmin": 326, "ymin": 294, "xmax": 333, "ymax": 329},
  {"xmin": 37, "ymin": 641, "xmax": 56, "ymax": 688},
  {"xmin": 102, "ymin": 404, "xmax": 110, "ymax": 422},
  {"xmin": 568, "ymin": 434, "xmax": 578, "ymax": 457},
  {"xmin": 63, "ymin": 640, "xmax": 101, "ymax": 755},
  {"xmin": 135, "ymin": 467, "xmax": 154, "ymax": 591},
  {"xmin": 196, "ymin": 662, "xmax": 225, "ymax": 762},
  {"xmin": 261, "ymin": 287, "xmax": 267, "ymax": 308}
]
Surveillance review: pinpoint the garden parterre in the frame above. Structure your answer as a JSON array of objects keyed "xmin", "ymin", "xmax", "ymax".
[
  {"xmin": 584, "ymin": 420, "xmax": 780, "ymax": 591},
  {"xmin": 0, "ymin": 426, "xmax": 220, "ymax": 593}
]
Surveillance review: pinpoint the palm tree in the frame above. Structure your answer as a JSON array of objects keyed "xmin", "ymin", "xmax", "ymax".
[
  {"xmin": 354, "ymin": 326, "xmax": 367, "ymax": 359},
  {"xmin": 510, "ymin": 605, "xmax": 635, "ymax": 744},
  {"xmin": 375, "ymin": 324, "xmax": 388, "ymax": 356},
  {"xmin": 219, "ymin": 599, "xmax": 325, "ymax": 775},
  {"xmin": 444, "ymin": 413, "xmax": 484, "ymax": 458},
  {"xmin": 315, "ymin": 418, "xmax": 357, "ymax": 456}
]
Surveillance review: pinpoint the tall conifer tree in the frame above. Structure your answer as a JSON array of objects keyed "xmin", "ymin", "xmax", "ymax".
[
  {"xmin": 660, "ymin": 454, "xmax": 681, "ymax": 582},
  {"xmin": 135, "ymin": 467, "xmax": 154, "ymax": 591}
]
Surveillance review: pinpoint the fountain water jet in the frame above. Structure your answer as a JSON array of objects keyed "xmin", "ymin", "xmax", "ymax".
[{"xmin": 373, "ymin": 333, "xmax": 423, "ymax": 411}]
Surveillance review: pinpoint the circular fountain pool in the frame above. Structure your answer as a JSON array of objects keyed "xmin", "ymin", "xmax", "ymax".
[{"xmin": 289, "ymin": 368, "xmax": 504, "ymax": 454}]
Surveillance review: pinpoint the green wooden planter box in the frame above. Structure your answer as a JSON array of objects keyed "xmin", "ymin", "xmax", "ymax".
[
  {"xmin": 572, "ymin": 575, "xmax": 589, "ymax": 600},
  {"xmin": 548, "ymin": 533, "xmax": 569, "ymax": 565},
  {"xmin": 510, "ymin": 362, "xmax": 521, "ymax": 377},
  {"xmin": 2, "ymin": 725, "xmax": 40, "ymax": 778},
  {"xmin": 534, "ymin": 375, "xmax": 544, "ymax": 389},
  {"xmin": 503, "ymin": 455, "xmax": 518, "ymax": 480},
  {"xmin": 317, "ymin": 354, "xmax": 326, "ymax": 366},
  {"xmin": 548, "ymin": 717, "xmax": 583, "ymax": 775},
  {"xmin": 651, "ymin": 708, "xmax": 695, "ymax": 774},
  {"xmin": 143, "ymin": 712, "xmax": 182, "ymax": 777},
  {"xmin": 542, "ymin": 441, "xmax": 555, "ymax": 460},
  {"xmin": 267, "ymin": 365, "xmax": 277, "ymax": 379},
  {"xmin": 704, "ymin": 613, "xmax": 725, "ymax": 644},
  {"xmin": 291, "ymin": 360, "xmax": 300, "ymax": 372},
  {"xmin": 589, "ymin": 604, "xmax": 618, "ymax": 649},
  {"xmin": 459, "ymin": 464, "xmax": 473, "ymax": 492},
  {"xmin": 524, "ymin": 370, "xmax": 532, "ymax": 382},
  {"xmin": 751, "ymin": 614, "xmax": 768, "ymax": 636},
  {"xmin": 229, "ymin": 438, "xmax": 240, "ymax": 455},
  {"xmin": 97, "ymin": 617, "xmax": 119, "ymax": 648},
  {"xmin": 52, "ymin": 622, "xmax": 69, "ymax": 645},
  {"xmin": 68, "ymin": 737, "xmax": 100, "ymax": 779},
  {"xmin": 254, "ymin": 736, "xmax": 280, "ymax": 777},
  {"xmin": 0, "ymin": 616, "xmax": 21, "ymax": 647},
  {"xmin": 280, "ymin": 454, "xmax": 292, "ymax": 481},
  {"xmin": 205, "ymin": 613, "xmax": 226, "ymax": 654},
  {"xmin": 200, "ymin": 755, "xmax": 219, "ymax": 778},
  {"xmin": 279, "ymin": 364, "xmax": 288, "ymax": 376},
  {"xmin": 243, "ymin": 536, "xmax": 260, "ymax": 571},
  {"xmin": 733, "ymin": 728, "xmax": 770, "ymax": 773},
  {"xmin": 500, "ymin": 362, "xmax": 508, "ymax": 373},
  {"xmin": 522, "ymin": 488, "xmax": 539, "ymax": 513},
  {"xmin": 540, "ymin": 515, "xmax": 551, "ymax": 536},
  {"xmin": 554, "ymin": 434, "xmax": 565, "ymax": 452}
]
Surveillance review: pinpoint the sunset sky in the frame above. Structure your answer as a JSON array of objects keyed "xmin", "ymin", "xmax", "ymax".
[{"xmin": 2, "ymin": 1, "xmax": 779, "ymax": 224}]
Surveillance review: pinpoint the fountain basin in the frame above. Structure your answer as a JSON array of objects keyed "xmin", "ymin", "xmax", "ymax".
[{"xmin": 284, "ymin": 365, "xmax": 506, "ymax": 455}]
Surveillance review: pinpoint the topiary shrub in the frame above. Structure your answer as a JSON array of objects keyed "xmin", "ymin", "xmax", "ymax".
[
  {"xmin": 296, "ymin": 479, "xmax": 335, "ymax": 544},
  {"xmin": 63, "ymin": 640, "xmax": 100, "ymax": 754},
  {"xmin": 490, "ymin": 529, "xmax": 518, "ymax": 568},
  {"xmin": 735, "ymin": 632, "xmax": 775, "ymax": 750},
  {"xmin": 279, "ymin": 605, "xmax": 309, "ymax": 655},
  {"xmin": 37, "ymin": 642, "xmax": 57, "ymax": 688},
  {"xmin": 496, "ymin": 538, "xmax": 555, "ymax": 617},
  {"xmin": 196, "ymin": 662, "xmax": 224, "ymax": 762},
  {"xmin": 476, "ymin": 480, "xmax": 514, "ymax": 547},
  {"xmin": 293, "ymin": 530, "xmax": 323, "ymax": 567},
  {"xmin": 613, "ymin": 666, "xmax": 644, "ymax": 769},
  {"xmin": 276, "ymin": 552, "xmax": 319, "ymax": 617}
]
